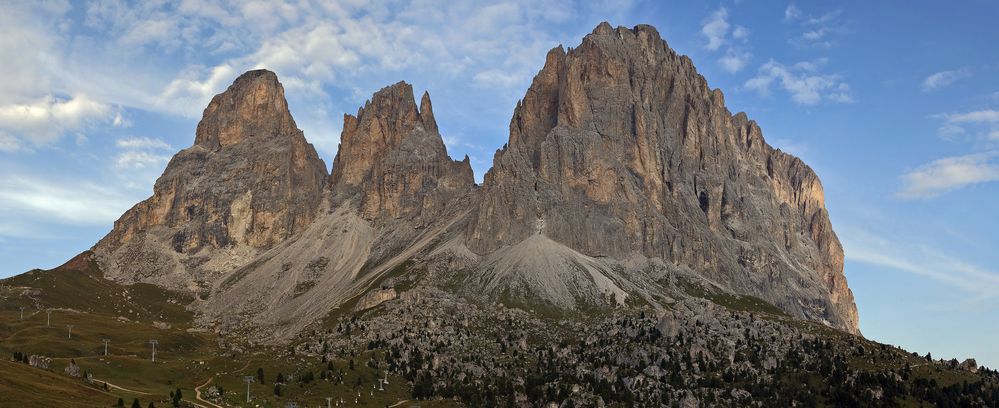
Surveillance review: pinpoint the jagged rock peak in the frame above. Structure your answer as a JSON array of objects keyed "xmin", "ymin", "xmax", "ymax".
[
  {"xmin": 332, "ymin": 81, "xmax": 433, "ymax": 188},
  {"xmin": 194, "ymin": 69, "xmax": 298, "ymax": 149},
  {"xmin": 469, "ymin": 23, "xmax": 859, "ymax": 334},
  {"xmin": 420, "ymin": 90, "xmax": 438, "ymax": 134},
  {"xmin": 94, "ymin": 69, "xmax": 327, "ymax": 288},
  {"xmin": 593, "ymin": 21, "xmax": 663, "ymax": 37},
  {"xmin": 505, "ymin": 22, "xmax": 701, "ymax": 153},
  {"xmin": 330, "ymin": 81, "xmax": 473, "ymax": 220}
]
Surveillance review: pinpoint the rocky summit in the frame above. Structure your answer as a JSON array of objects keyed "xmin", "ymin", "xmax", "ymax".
[
  {"xmin": 330, "ymin": 81, "xmax": 474, "ymax": 222},
  {"xmin": 468, "ymin": 23, "xmax": 856, "ymax": 333},
  {"xmin": 88, "ymin": 23, "xmax": 856, "ymax": 340},
  {"xmin": 94, "ymin": 70, "xmax": 328, "ymax": 291}
]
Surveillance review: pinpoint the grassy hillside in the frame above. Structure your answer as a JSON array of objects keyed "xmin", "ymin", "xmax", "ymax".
[
  {"xmin": 0, "ymin": 359, "xmax": 116, "ymax": 407},
  {"xmin": 2, "ymin": 252, "xmax": 194, "ymax": 322},
  {"xmin": 0, "ymin": 252, "xmax": 426, "ymax": 407}
]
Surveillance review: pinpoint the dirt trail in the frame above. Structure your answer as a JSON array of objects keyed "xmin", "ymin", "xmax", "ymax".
[
  {"xmin": 190, "ymin": 358, "xmax": 252, "ymax": 408},
  {"xmin": 90, "ymin": 377, "xmax": 151, "ymax": 395},
  {"xmin": 192, "ymin": 377, "xmax": 224, "ymax": 408}
]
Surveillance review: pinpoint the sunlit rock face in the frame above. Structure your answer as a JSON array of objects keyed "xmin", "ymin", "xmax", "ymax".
[
  {"xmin": 466, "ymin": 23, "xmax": 858, "ymax": 333},
  {"xmin": 329, "ymin": 81, "xmax": 474, "ymax": 222},
  {"xmin": 94, "ymin": 70, "xmax": 327, "ymax": 287}
]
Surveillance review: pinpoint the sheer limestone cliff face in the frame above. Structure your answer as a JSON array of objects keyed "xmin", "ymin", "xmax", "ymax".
[
  {"xmin": 93, "ymin": 70, "xmax": 328, "ymax": 289},
  {"xmin": 466, "ymin": 23, "xmax": 858, "ymax": 334},
  {"xmin": 329, "ymin": 81, "xmax": 474, "ymax": 222}
]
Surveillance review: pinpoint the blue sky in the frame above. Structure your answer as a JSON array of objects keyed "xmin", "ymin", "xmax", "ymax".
[{"xmin": 1, "ymin": 0, "xmax": 997, "ymax": 368}]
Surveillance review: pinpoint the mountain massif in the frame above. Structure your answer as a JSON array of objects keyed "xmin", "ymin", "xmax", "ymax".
[
  {"xmin": 89, "ymin": 22, "xmax": 855, "ymax": 340},
  {"xmin": 9, "ymin": 22, "xmax": 999, "ymax": 408}
]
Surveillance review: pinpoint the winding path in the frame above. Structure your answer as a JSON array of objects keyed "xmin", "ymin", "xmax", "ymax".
[
  {"xmin": 192, "ymin": 377, "xmax": 224, "ymax": 408},
  {"xmin": 190, "ymin": 358, "xmax": 252, "ymax": 408}
]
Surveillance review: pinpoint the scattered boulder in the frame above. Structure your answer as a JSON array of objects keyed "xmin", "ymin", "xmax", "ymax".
[
  {"xmin": 64, "ymin": 359, "xmax": 81, "ymax": 377},
  {"xmin": 354, "ymin": 288, "xmax": 398, "ymax": 311},
  {"xmin": 28, "ymin": 355, "xmax": 50, "ymax": 369}
]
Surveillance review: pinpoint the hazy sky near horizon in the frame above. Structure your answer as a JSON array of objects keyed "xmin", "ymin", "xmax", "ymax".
[{"xmin": 1, "ymin": 0, "xmax": 998, "ymax": 368}]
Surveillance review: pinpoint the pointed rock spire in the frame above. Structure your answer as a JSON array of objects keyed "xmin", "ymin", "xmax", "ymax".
[
  {"xmin": 194, "ymin": 69, "xmax": 298, "ymax": 149},
  {"xmin": 420, "ymin": 90, "xmax": 438, "ymax": 134},
  {"xmin": 330, "ymin": 82, "xmax": 472, "ymax": 220},
  {"xmin": 94, "ymin": 69, "xmax": 327, "ymax": 288}
]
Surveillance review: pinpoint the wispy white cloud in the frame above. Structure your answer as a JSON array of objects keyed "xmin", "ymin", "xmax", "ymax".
[
  {"xmin": 700, "ymin": 6, "xmax": 752, "ymax": 73},
  {"xmin": 933, "ymin": 109, "xmax": 999, "ymax": 140},
  {"xmin": 942, "ymin": 109, "xmax": 999, "ymax": 124},
  {"xmin": 3, "ymin": 0, "xmax": 623, "ymax": 151},
  {"xmin": 0, "ymin": 2, "xmax": 64, "ymax": 104},
  {"xmin": 898, "ymin": 151, "xmax": 999, "ymax": 199},
  {"xmin": 732, "ymin": 25, "xmax": 749, "ymax": 40},
  {"xmin": 745, "ymin": 59, "xmax": 853, "ymax": 105},
  {"xmin": 247, "ymin": 23, "xmax": 363, "ymax": 82},
  {"xmin": 827, "ymin": 83, "xmax": 854, "ymax": 103},
  {"xmin": 0, "ymin": 94, "xmax": 117, "ymax": 147},
  {"xmin": 769, "ymin": 137, "xmax": 809, "ymax": 158},
  {"xmin": 842, "ymin": 227, "xmax": 999, "ymax": 301},
  {"xmin": 0, "ymin": 174, "xmax": 136, "ymax": 226},
  {"xmin": 115, "ymin": 150, "xmax": 172, "ymax": 170},
  {"xmin": 473, "ymin": 69, "xmax": 526, "ymax": 88},
  {"xmin": 701, "ymin": 7, "xmax": 731, "ymax": 51},
  {"xmin": 718, "ymin": 49, "xmax": 752, "ymax": 74},
  {"xmin": 784, "ymin": 4, "xmax": 802, "ymax": 21},
  {"xmin": 441, "ymin": 134, "xmax": 485, "ymax": 153},
  {"xmin": 922, "ymin": 69, "xmax": 971, "ymax": 92},
  {"xmin": 157, "ymin": 64, "xmax": 238, "ymax": 118},
  {"xmin": 0, "ymin": 3, "xmax": 126, "ymax": 150},
  {"xmin": 802, "ymin": 26, "xmax": 831, "ymax": 41},
  {"xmin": 0, "ymin": 132, "xmax": 21, "ymax": 153},
  {"xmin": 116, "ymin": 136, "xmax": 173, "ymax": 151},
  {"xmin": 113, "ymin": 136, "xmax": 175, "ymax": 191},
  {"xmin": 783, "ymin": 5, "xmax": 844, "ymax": 48},
  {"xmin": 112, "ymin": 112, "xmax": 131, "ymax": 128}
]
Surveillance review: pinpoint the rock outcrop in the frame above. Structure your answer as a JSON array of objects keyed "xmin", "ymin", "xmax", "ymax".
[
  {"xmin": 28, "ymin": 355, "xmax": 51, "ymax": 369},
  {"xmin": 329, "ymin": 81, "xmax": 474, "ymax": 221},
  {"xmin": 466, "ymin": 23, "xmax": 858, "ymax": 333},
  {"xmin": 93, "ymin": 70, "xmax": 327, "ymax": 288},
  {"xmin": 960, "ymin": 359, "xmax": 979, "ymax": 373},
  {"xmin": 354, "ymin": 287, "xmax": 398, "ymax": 311},
  {"xmin": 64, "ymin": 359, "xmax": 81, "ymax": 377}
]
